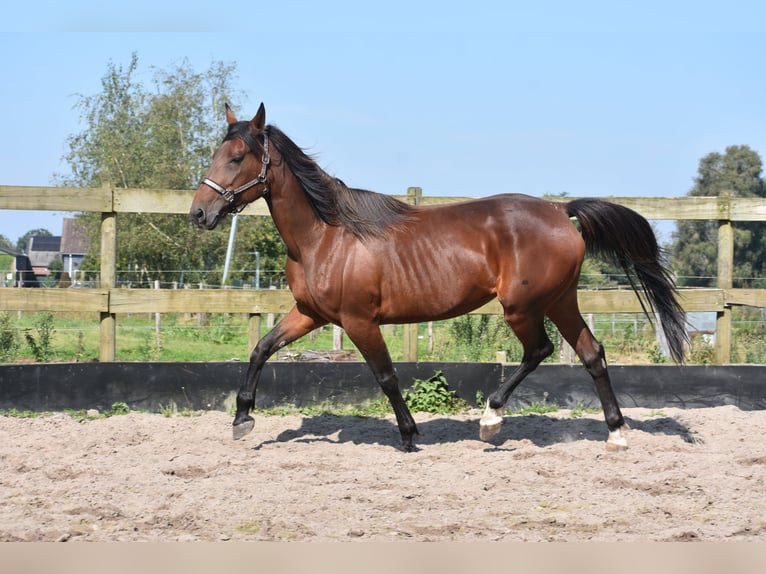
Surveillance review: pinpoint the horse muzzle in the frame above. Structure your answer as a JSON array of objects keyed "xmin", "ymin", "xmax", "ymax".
[{"xmin": 190, "ymin": 203, "xmax": 225, "ymax": 230}]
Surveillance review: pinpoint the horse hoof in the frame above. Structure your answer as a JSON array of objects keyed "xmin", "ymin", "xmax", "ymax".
[
  {"xmin": 232, "ymin": 417, "xmax": 255, "ymax": 441},
  {"xmin": 605, "ymin": 425, "xmax": 629, "ymax": 451},
  {"xmin": 479, "ymin": 400, "xmax": 504, "ymax": 441},
  {"xmin": 479, "ymin": 421, "xmax": 503, "ymax": 441}
]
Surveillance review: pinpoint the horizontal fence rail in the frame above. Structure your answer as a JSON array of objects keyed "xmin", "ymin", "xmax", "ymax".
[{"xmin": 3, "ymin": 185, "xmax": 766, "ymax": 363}]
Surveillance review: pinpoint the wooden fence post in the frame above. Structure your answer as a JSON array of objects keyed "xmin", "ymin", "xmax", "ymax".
[
  {"xmin": 402, "ymin": 187, "xmax": 423, "ymax": 362},
  {"xmin": 402, "ymin": 323, "xmax": 419, "ymax": 362},
  {"xmin": 715, "ymin": 202, "xmax": 734, "ymax": 364},
  {"xmin": 99, "ymin": 207, "xmax": 117, "ymax": 362},
  {"xmin": 333, "ymin": 325, "xmax": 344, "ymax": 350}
]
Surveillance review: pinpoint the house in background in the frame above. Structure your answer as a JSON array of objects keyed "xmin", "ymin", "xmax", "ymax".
[
  {"xmin": 1, "ymin": 245, "xmax": 39, "ymax": 287},
  {"xmin": 27, "ymin": 235, "xmax": 61, "ymax": 283},
  {"xmin": 60, "ymin": 218, "xmax": 89, "ymax": 280},
  {"xmin": 1, "ymin": 217, "xmax": 89, "ymax": 287}
]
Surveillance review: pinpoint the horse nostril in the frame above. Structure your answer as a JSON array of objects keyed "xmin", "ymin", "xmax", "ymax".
[{"xmin": 192, "ymin": 208, "xmax": 205, "ymax": 226}]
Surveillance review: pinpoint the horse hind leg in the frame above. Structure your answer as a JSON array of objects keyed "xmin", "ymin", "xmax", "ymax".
[
  {"xmin": 480, "ymin": 314, "xmax": 554, "ymax": 440},
  {"xmin": 548, "ymin": 295, "xmax": 629, "ymax": 450}
]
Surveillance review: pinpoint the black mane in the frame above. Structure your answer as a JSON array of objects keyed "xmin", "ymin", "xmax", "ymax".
[{"xmin": 265, "ymin": 125, "xmax": 414, "ymax": 239}]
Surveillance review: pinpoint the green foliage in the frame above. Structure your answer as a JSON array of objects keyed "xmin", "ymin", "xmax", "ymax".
[
  {"xmin": 688, "ymin": 335, "xmax": 715, "ymax": 365},
  {"xmin": 729, "ymin": 309, "xmax": 766, "ymax": 363},
  {"xmin": 0, "ymin": 408, "xmax": 46, "ymax": 419},
  {"xmin": 55, "ymin": 53, "xmax": 287, "ymax": 288},
  {"xmin": 443, "ymin": 315, "xmax": 522, "ymax": 362},
  {"xmin": 648, "ymin": 342, "xmax": 668, "ymax": 364},
  {"xmin": 195, "ymin": 315, "xmax": 241, "ymax": 345},
  {"xmin": 23, "ymin": 312, "xmax": 55, "ymax": 362},
  {"xmin": 671, "ymin": 145, "xmax": 766, "ymax": 287},
  {"xmin": 252, "ymin": 397, "xmax": 393, "ymax": 418},
  {"xmin": 0, "ymin": 312, "xmax": 20, "ymax": 362},
  {"xmin": 138, "ymin": 331, "xmax": 164, "ymax": 362},
  {"xmin": 402, "ymin": 371, "xmax": 468, "ymax": 414},
  {"xmin": 110, "ymin": 402, "xmax": 131, "ymax": 415},
  {"xmin": 2, "ymin": 404, "xmax": 130, "ymax": 420},
  {"xmin": 5, "ymin": 309, "xmax": 766, "ymax": 365},
  {"xmin": 65, "ymin": 402, "xmax": 131, "ymax": 422},
  {"xmin": 510, "ymin": 401, "xmax": 559, "ymax": 415},
  {"xmin": 46, "ymin": 259, "xmax": 64, "ymax": 286},
  {"xmin": 570, "ymin": 403, "xmax": 601, "ymax": 418}
]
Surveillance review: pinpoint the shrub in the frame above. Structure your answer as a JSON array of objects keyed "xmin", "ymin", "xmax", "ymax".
[
  {"xmin": 403, "ymin": 371, "xmax": 468, "ymax": 414},
  {"xmin": 24, "ymin": 312, "xmax": 55, "ymax": 362},
  {"xmin": 0, "ymin": 312, "xmax": 20, "ymax": 362}
]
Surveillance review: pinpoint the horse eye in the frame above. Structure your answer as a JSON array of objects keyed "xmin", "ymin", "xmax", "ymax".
[{"xmin": 230, "ymin": 156, "xmax": 244, "ymax": 164}]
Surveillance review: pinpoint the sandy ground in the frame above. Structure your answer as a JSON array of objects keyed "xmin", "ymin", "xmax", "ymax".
[{"xmin": 1, "ymin": 405, "xmax": 765, "ymax": 542}]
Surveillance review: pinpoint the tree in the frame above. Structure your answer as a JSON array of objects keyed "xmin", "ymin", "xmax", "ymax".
[
  {"xmin": 671, "ymin": 145, "xmax": 766, "ymax": 288},
  {"xmin": 56, "ymin": 53, "xmax": 287, "ymax": 287}
]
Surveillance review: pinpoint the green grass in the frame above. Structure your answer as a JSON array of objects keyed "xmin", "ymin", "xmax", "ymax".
[
  {"xmin": 2, "ymin": 308, "xmax": 766, "ymax": 364},
  {"xmin": 509, "ymin": 401, "xmax": 560, "ymax": 415},
  {"xmin": 1, "ymin": 401, "xmax": 133, "ymax": 421},
  {"xmin": 570, "ymin": 402, "xmax": 602, "ymax": 418}
]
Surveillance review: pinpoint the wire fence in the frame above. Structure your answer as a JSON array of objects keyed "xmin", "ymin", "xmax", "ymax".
[{"xmin": 28, "ymin": 270, "xmax": 761, "ymax": 290}]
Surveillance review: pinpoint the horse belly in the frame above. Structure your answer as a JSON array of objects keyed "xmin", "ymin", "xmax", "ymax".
[{"xmin": 376, "ymin": 256, "xmax": 497, "ymax": 323}]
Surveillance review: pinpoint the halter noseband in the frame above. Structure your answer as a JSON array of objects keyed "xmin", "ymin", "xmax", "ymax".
[{"xmin": 200, "ymin": 133, "xmax": 271, "ymax": 213}]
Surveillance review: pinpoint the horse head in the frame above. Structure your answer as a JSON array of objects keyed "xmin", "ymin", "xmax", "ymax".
[{"xmin": 190, "ymin": 102, "xmax": 271, "ymax": 229}]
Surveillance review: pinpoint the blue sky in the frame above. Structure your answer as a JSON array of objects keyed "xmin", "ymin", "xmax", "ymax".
[{"xmin": 1, "ymin": 0, "xmax": 765, "ymax": 245}]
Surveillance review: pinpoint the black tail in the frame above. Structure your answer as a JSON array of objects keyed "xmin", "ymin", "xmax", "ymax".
[{"xmin": 566, "ymin": 198, "xmax": 688, "ymax": 363}]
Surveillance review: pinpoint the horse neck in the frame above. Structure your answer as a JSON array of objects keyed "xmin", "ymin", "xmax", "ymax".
[{"xmin": 264, "ymin": 157, "xmax": 328, "ymax": 260}]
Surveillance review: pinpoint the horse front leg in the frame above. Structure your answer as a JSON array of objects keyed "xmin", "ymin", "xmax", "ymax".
[
  {"xmin": 343, "ymin": 322, "xmax": 419, "ymax": 451},
  {"xmin": 233, "ymin": 305, "xmax": 326, "ymax": 440}
]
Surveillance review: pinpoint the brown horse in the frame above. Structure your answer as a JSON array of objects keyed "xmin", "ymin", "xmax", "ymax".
[{"xmin": 190, "ymin": 103, "xmax": 687, "ymax": 451}]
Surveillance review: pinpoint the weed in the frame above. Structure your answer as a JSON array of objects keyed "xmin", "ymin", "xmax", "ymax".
[
  {"xmin": 648, "ymin": 342, "xmax": 668, "ymax": 364},
  {"xmin": 23, "ymin": 312, "xmax": 55, "ymax": 362},
  {"xmin": 140, "ymin": 331, "xmax": 163, "ymax": 361},
  {"xmin": 442, "ymin": 315, "xmax": 522, "ymax": 362},
  {"xmin": 0, "ymin": 312, "xmax": 20, "ymax": 362},
  {"xmin": 402, "ymin": 371, "xmax": 468, "ymax": 414},
  {"xmin": 688, "ymin": 335, "xmax": 715, "ymax": 364},
  {"xmin": 65, "ymin": 402, "xmax": 130, "ymax": 422},
  {"xmin": 511, "ymin": 401, "xmax": 559, "ymax": 415},
  {"xmin": 570, "ymin": 402, "xmax": 601, "ymax": 418},
  {"xmin": 253, "ymin": 396, "xmax": 393, "ymax": 418},
  {"xmin": 75, "ymin": 331, "xmax": 85, "ymax": 362},
  {"xmin": 110, "ymin": 402, "xmax": 130, "ymax": 416},
  {"xmin": 0, "ymin": 408, "xmax": 46, "ymax": 418},
  {"xmin": 159, "ymin": 403, "xmax": 177, "ymax": 417}
]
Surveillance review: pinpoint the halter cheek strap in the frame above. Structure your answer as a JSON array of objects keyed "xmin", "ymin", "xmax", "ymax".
[{"xmin": 200, "ymin": 133, "xmax": 270, "ymax": 212}]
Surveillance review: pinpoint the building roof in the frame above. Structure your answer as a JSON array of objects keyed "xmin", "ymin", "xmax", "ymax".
[
  {"xmin": 29, "ymin": 235, "xmax": 61, "ymax": 252},
  {"xmin": 60, "ymin": 218, "xmax": 89, "ymax": 255},
  {"xmin": 0, "ymin": 245, "xmax": 23, "ymax": 257}
]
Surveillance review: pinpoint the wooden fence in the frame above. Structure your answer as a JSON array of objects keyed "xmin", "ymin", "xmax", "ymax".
[{"xmin": 2, "ymin": 185, "xmax": 766, "ymax": 363}]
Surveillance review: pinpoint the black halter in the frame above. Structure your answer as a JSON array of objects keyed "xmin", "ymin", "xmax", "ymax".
[{"xmin": 200, "ymin": 132, "xmax": 271, "ymax": 213}]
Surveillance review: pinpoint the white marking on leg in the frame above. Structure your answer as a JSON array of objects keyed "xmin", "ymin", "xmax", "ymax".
[
  {"xmin": 606, "ymin": 424, "xmax": 629, "ymax": 451},
  {"xmin": 479, "ymin": 400, "xmax": 504, "ymax": 441}
]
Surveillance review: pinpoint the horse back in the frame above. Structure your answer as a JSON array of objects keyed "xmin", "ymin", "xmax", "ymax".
[{"xmin": 322, "ymin": 194, "xmax": 587, "ymax": 323}]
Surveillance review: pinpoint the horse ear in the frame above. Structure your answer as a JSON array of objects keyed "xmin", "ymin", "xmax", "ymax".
[
  {"xmin": 251, "ymin": 103, "xmax": 266, "ymax": 133},
  {"xmin": 225, "ymin": 103, "xmax": 238, "ymax": 124}
]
